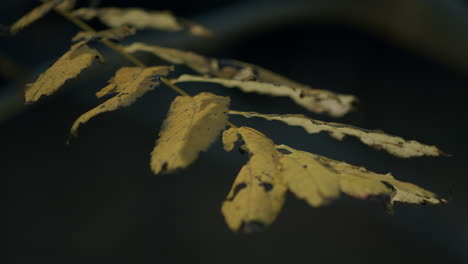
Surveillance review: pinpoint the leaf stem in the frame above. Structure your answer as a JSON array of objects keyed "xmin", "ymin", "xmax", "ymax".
[
  {"xmin": 101, "ymin": 38, "xmax": 147, "ymax": 67},
  {"xmin": 225, "ymin": 120, "xmax": 238, "ymax": 129},
  {"xmin": 55, "ymin": 8, "xmax": 96, "ymax": 32},
  {"xmin": 57, "ymin": 8, "xmax": 238, "ymax": 129},
  {"xmin": 160, "ymin": 77, "xmax": 190, "ymax": 96},
  {"xmin": 56, "ymin": 8, "xmax": 146, "ymax": 67}
]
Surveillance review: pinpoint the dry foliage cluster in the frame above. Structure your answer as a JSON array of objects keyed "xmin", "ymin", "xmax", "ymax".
[{"xmin": 8, "ymin": 0, "xmax": 446, "ymax": 233}]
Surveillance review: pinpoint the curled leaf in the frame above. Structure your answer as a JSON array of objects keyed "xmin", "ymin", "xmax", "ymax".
[
  {"xmin": 233, "ymin": 59, "xmax": 357, "ymax": 117},
  {"xmin": 25, "ymin": 41, "xmax": 104, "ymax": 103},
  {"xmin": 72, "ymin": 7, "xmax": 212, "ymax": 37},
  {"xmin": 10, "ymin": 0, "xmax": 65, "ymax": 34},
  {"xmin": 222, "ymin": 128, "xmax": 240, "ymax": 152},
  {"xmin": 123, "ymin": 42, "xmax": 357, "ymax": 117},
  {"xmin": 72, "ymin": 25, "xmax": 136, "ymax": 43},
  {"xmin": 70, "ymin": 66, "xmax": 172, "ymax": 136},
  {"xmin": 221, "ymin": 126, "xmax": 445, "ymax": 232},
  {"xmin": 151, "ymin": 92, "xmax": 230, "ymax": 174},
  {"xmin": 175, "ymin": 75, "xmax": 356, "ymax": 117},
  {"xmin": 228, "ymin": 111, "xmax": 445, "ymax": 158},
  {"xmin": 222, "ymin": 127, "xmax": 287, "ymax": 232},
  {"xmin": 124, "ymin": 43, "xmax": 212, "ymax": 74},
  {"xmin": 56, "ymin": 0, "xmax": 76, "ymax": 12}
]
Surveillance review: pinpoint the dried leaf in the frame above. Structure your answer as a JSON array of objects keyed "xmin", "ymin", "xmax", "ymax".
[
  {"xmin": 222, "ymin": 127, "xmax": 287, "ymax": 232},
  {"xmin": 151, "ymin": 92, "xmax": 230, "ymax": 174},
  {"xmin": 124, "ymin": 43, "xmax": 243, "ymax": 77},
  {"xmin": 123, "ymin": 42, "xmax": 357, "ymax": 117},
  {"xmin": 72, "ymin": 7, "xmax": 212, "ymax": 37},
  {"xmin": 276, "ymin": 144, "xmax": 446, "ymax": 206},
  {"xmin": 95, "ymin": 67, "xmax": 142, "ymax": 98},
  {"xmin": 175, "ymin": 75, "xmax": 356, "ymax": 117},
  {"xmin": 10, "ymin": 0, "xmax": 65, "ymax": 34},
  {"xmin": 223, "ymin": 60, "xmax": 358, "ymax": 116},
  {"xmin": 56, "ymin": 0, "xmax": 76, "ymax": 12},
  {"xmin": 221, "ymin": 126, "xmax": 445, "ymax": 232},
  {"xmin": 124, "ymin": 43, "xmax": 212, "ymax": 74},
  {"xmin": 25, "ymin": 41, "xmax": 103, "ymax": 103},
  {"xmin": 222, "ymin": 128, "xmax": 239, "ymax": 152},
  {"xmin": 72, "ymin": 25, "xmax": 136, "ymax": 42},
  {"xmin": 70, "ymin": 66, "xmax": 172, "ymax": 136},
  {"xmin": 229, "ymin": 111, "xmax": 445, "ymax": 158}
]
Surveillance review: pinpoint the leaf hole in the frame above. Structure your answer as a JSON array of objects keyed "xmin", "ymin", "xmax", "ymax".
[
  {"xmin": 161, "ymin": 162, "xmax": 168, "ymax": 172},
  {"xmin": 259, "ymin": 182, "xmax": 273, "ymax": 192},
  {"xmin": 238, "ymin": 146, "xmax": 246, "ymax": 155}
]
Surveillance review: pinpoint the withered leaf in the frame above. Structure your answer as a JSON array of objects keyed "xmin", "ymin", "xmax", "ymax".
[
  {"xmin": 70, "ymin": 66, "xmax": 172, "ymax": 136},
  {"xmin": 222, "ymin": 127, "xmax": 287, "ymax": 232},
  {"xmin": 222, "ymin": 59, "xmax": 357, "ymax": 113},
  {"xmin": 10, "ymin": 0, "xmax": 65, "ymax": 34},
  {"xmin": 55, "ymin": 0, "xmax": 76, "ymax": 12},
  {"xmin": 72, "ymin": 25, "xmax": 136, "ymax": 43},
  {"xmin": 229, "ymin": 111, "xmax": 445, "ymax": 158},
  {"xmin": 151, "ymin": 92, "xmax": 230, "ymax": 174},
  {"xmin": 72, "ymin": 7, "xmax": 212, "ymax": 37},
  {"xmin": 276, "ymin": 144, "xmax": 446, "ymax": 207},
  {"xmin": 25, "ymin": 41, "xmax": 103, "ymax": 103},
  {"xmin": 123, "ymin": 43, "xmax": 357, "ymax": 117},
  {"xmin": 124, "ymin": 43, "xmax": 212, "ymax": 74},
  {"xmin": 95, "ymin": 67, "xmax": 143, "ymax": 98},
  {"xmin": 175, "ymin": 75, "xmax": 356, "ymax": 117},
  {"xmin": 221, "ymin": 126, "xmax": 445, "ymax": 232},
  {"xmin": 222, "ymin": 128, "xmax": 240, "ymax": 152}
]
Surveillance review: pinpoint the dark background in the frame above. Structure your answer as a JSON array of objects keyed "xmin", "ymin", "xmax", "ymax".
[{"xmin": 3, "ymin": 0, "xmax": 468, "ymax": 263}]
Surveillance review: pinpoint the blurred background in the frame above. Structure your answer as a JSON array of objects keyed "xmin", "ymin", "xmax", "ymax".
[{"xmin": 3, "ymin": 0, "xmax": 468, "ymax": 263}]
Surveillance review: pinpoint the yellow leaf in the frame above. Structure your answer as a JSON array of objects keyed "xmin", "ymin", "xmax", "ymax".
[
  {"xmin": 229, "ymin": 110, "xmax": 445, "ymax": 158},
  {"xmin": 276, "ymin": 144, "xmax": 446, "ymax": 206},
  {"xmin": 95, "ymin": 67, "xmax": 143, "ymax": 98},
  {"xmin": 279, "ymin": 149, "xmax": 341, "ymax": 207},
  {"xmin": 243, "ymin": 66, "xmax": 357, "ymax": 117},
  {"xmin": 124, "ymin": 43, "xmax": 212, "ymax": 74},
  {"xmin": 175, "ymin": 75, "xmax": 356, "ymax": 117},
  {"xmin": 221, "ymin": 127, "xmax": 445, "ymax": 232},
  {"xmin": 10, "ymin": 0, "xmax": 65, "ymax": 34},
  {"xmin": 222, "ymin": 128, "xmax": 239, "ymax": 152},
  {"xmin": 25, "ymin": 41, "xmax": 103, "ymax": 103},
  {"xmin": 221, "ymin": 127, "xmax": 287, "ymax": 232},
  {"xmin": 56, "ymin": 0, "xmax": 76, "ymax": 12},
  {"xmin": 72, "ymin": 7, "xmax": 213, "ymax": 37},
  {"xmin": 72, "ymin": 25, "xmax": 136, "ymax": 43},
  {"xmin": 70, "ymin": 66, "xmax": 172, "ymax": 136},
  {"xmin": 124, "ymin": 42, "xmax": 357, "ymax": 116},
  {"xmin": 151, "ymin": 92, "xmax": 230, "ymax": 174}
]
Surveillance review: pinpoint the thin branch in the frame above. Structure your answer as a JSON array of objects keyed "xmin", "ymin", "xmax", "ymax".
[{"xmin": 56, "ymin": 8, "xmax": 237, "ymax": 129}]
